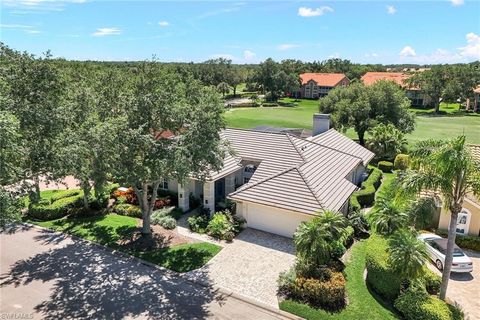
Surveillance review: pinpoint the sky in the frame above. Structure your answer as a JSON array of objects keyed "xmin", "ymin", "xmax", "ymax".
[{"xmin": 1, "ymin": 0, "xmax": 479, "ymax": 64}]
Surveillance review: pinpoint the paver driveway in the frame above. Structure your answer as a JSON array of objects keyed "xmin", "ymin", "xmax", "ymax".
[
  {"xmin": 186, "ymin": 228, "xmax": 296, "ymax": 308},
  {"xmin": 0, "ymin": 225, "xmax": 297, "ymax": 320},
  {"xmin": 427, "ymin": 249, "xmax": 480, "ymax": 320}
]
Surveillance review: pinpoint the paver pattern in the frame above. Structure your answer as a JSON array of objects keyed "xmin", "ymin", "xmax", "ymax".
[
  {"xmin": 427, "ymin": 250, "xmax": 480, "ymax": 320},
  {"xmin": 0, "ymin": 225, "xmax": 296, "ymax": 320},
  {"xmin": 186, "ymin": 228, "xmax": 296, "ymax": 308}
]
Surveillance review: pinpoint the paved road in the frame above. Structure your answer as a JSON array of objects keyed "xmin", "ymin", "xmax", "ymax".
[{"xmin": 0, "ymin": 225, "xmax": 296, "ymax": 320}]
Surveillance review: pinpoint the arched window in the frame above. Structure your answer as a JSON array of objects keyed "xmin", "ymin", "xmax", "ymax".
[{"xmin": 456, "ymin": 208, "xmax": 471, "ymax": 235}]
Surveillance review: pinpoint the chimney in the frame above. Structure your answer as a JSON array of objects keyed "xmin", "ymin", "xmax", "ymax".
[{"xmin": 313, "ymin": 114, "xmax": 330, "ymax": 136}]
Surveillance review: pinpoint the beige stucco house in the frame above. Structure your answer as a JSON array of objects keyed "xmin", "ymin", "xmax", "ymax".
[
  {"xmin": 163, "ymin": 115, "xmax": 374, "ymax": 238},
  {"xmin": 433, "ymin": 145, "xmax": 480, "ymax": 237}
]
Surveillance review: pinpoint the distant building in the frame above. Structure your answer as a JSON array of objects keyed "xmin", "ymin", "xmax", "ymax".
[
  {"xmin": 297, "ymin": 73, "xmax": 349, "ymax": 99},
  {"xmin": 361, "ymin": 72, "xmax": 430, "ymax": 107},
  {"xmin": 473, "ymin": 86, "xmax": 480, "ymax": 113}
]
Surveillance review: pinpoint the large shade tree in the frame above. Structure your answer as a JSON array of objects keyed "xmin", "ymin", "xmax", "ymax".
[
  {"xmin": 318, "ymin": 80, "xmax": 414, "ymax": 145},
  {"xmin": 115, "ymin": 62, "xmax": 226, "ymax": 235},
  {"xmin": 397, "ymin": 136, "xmax": 480, "ymax": 300}
]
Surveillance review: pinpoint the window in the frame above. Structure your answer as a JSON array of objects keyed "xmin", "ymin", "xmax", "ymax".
[
  {"xmin": 244, "ymin": 165, "xmax": 257, "ymax": 173},
  {"xmin": 243, "ymin": 177, "xmax": 250, "ymax": 184},
  {"xmin": 456, "ymin": 208, "xmax": 471, "ymax": 235},
  {"xmin": 162, "ymin": 179, "xmax": 168, "ymax": 190}
]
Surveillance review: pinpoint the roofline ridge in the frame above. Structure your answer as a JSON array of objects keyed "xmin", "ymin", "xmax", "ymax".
[
  {"xmin": 294, "ymin": 166, "xmax": 325, "ymax": 210},
  {"xmin": 305, "ymin": 132, "xmax": 365, "ymax": 164},
  {"xmin": 229, "ymin": 165, "xmax": 298, "ymax": 196},
  {"xmin": 286, "ymin": 133, "xmax": 307, "ymax": 162},
  {"xmin": 224, "ymin": 127, "xmax": 290, "ymax": 136}
]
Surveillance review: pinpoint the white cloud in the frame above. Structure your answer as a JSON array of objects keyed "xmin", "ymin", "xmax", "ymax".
[
  {"xmin": 458, "ymin": 32, "xmax": 480, "ymax": 58},
  {"xmin": 365, "ymin": 53, "xmax": 379, "ymax": 58},
  {"xmin": 328, "ymin": 52, "xmax": 340, "ymax": 59},
  {"xmin": 0, "ymin": 23, "xmax": 33, "ymax": 29},
  {"xmin": 298, "ymin": 6, "xmax": 333, "ymax": 17},
  {"xmin": 92, "ymin": 28, "xmax": 121, "ymax": 37},
  {"xmin": 450, "ymin": 0, "xmax": 464, "ymax": 6},
  {"xmin": 277, "ymin": 43, "xmax": 299, "ymax": 51},
  {"xmin": 25, "ymin": 29, "xmax": 41, "ymax": 34},
  {"xmin": 2, "ymin": 0, "xmax": 86, "ymax": 12},
  {"xmin": 386, "ymin": 5, "xmax": 396, "ymax": 14},
  {"xmin": 243, "ymin": 50, "xmax": 256, "ymax": 60},
  {"xmin": 158, "ymin": 21, "xmax": 169, "ymax": 27},
  {"xmin": 399, "ymin": 45, "xmax": 417, "ymax": 57}
]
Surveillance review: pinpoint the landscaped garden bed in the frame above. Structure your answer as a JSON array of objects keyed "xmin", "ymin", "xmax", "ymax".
[{"xmin": 187, "ymin": 206, "xmax": 245, "ymax": 241}]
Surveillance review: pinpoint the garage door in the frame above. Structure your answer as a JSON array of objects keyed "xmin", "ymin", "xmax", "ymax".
[{"xmin": 243, "ymin": 202, "xmax": 312, "ymax": 238}]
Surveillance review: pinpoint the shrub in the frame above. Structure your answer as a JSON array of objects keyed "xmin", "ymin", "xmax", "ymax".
[
  {"xmin": 113, "ymin": 204, "xmax": 142, "ymax": 218},
  {"xmin": 365, "ymin": 234, "xmax": 403, "ymax": 301},
  {"xmin": 350, "ymin": 167, "xmax": 383, "ymax": 208},
  {"xmin": 262, "ymin": 102, "xmax": 279, "ymax": 107},
  {"xmin": 105, "ymin": 183, "xmax": 120, "ymax": 196},
  {"xmin": 113, "ymin": 188, "xmax": 137, "ymax": 205},
  {"xmin": 394, "ymin": 154, "xmax": 410, "ymax": 170},
  {"xmin": 422, "ymin": 268, "xmax": 441, "ymax": 295},
  {"xmin": 29, "ymin": 195, "xmax": 83, "ymax": 220},
  {"xmin": 158, "ymin": 189, "xmax": 178, "ymax": 206},
  {"xmin": 435, "ymin": 230, "xmax": 480, "ymax": 251},
  {"xmin": 291, "ymin": 272, "xmax": 346, "ymax": 311},
  {"xmin": 378, "ymin": 161, "xmax": 394, "ymax": 173},
  {"xmin": 347, "ymin": 210, "xmax": 370, "ymax": 237},
  {"xmin": 207, "ymin": 212, "xmax": 235, "ymax": 241},
  {"xmin": 50, "ymin": 190, "xmax": 81, "ymax": 204},
  {"xmin": 156, "ymin": 216, "xmax": 177, "ymax": 230},
  {"xmin": 188, "ymin": 214, "xmax": 209, "ymax": 233},
  {"xmin": 277, "ymin": 267, "xmax": 297, "ymax": 296},
  {"xmin": 88, "ymin": 194, "xmax": 109, "ymax": 210},
  {"xmin": 395, "ymin": 288, "xmax": 462, "ymax": 320}
]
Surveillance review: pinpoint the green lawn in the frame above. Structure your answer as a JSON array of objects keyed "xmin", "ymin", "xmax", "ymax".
[
  {"xmin": 279, "ymin": 240, "xmax": 398, "ymax": 320},
  {"xmin": 225, "ymin": 99, "xmax": 480, "ymax": 144},
  {"xmin": 31, "ymin": 214, "xmax": 221, "ymax": 272}
]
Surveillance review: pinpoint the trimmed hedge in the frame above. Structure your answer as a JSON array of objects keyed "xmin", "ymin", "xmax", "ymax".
[
  {"xmin": 365, "ymin": 234, "xmax": 403, "ymax": 301},
  {"xmin": 112, "ymin": 204, "xmax": 142, "ymax": 218},
  {"xmin": 29, "ymin": 195, "xmax": 83, "ymax": 220},
  {"xmin": 395, "ymin": 288, "xmax": 464, "ymax": 320},
  {"xmin": 394, "ymin": 154, "xmax": 410, "ymax": 170},
  {"xmin": 423, "ymin": 268, "xmax": 441, "ymax": 295},
  {"xmin": 50, "ymin": 190, "xmax": 82, "ymax": 204},
  {"xmin": 350, "ymin": 167, "xmax": 383, "ymax": 210},
  {"xmin": 378, "ymin": 161, "xmax": 394, "ymax": 173},
  {"xmin": 435, "ymin": 230, "xmax": 480, "ymax": 251}
]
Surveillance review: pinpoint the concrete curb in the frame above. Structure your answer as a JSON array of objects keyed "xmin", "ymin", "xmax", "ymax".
[{"xmin": 20, "ymin": 222, "xmax": 302, "ymax": 320}]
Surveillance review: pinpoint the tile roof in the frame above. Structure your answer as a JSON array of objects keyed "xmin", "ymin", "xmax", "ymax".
[
  {"xmin": 300, "ymin": 73, "xmax": 348, "ymax": 87},
  {"xmin": 361, "ymin": 72, "xmax": 412, "ymax": 88},
  {"xmin": 223, "ymin": 128, "xmax": 371, "ymax": 214}
]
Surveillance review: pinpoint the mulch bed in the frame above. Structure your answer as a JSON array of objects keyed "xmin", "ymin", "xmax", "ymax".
[{"xmin": 117, "ymin": 220, "xmax": 198, "ymax": 252}]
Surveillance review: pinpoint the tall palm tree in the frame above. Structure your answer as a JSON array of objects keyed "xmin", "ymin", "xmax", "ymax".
[
  {"xmin": 294, "ymin": 210, "xmax": 348, "ymax": 266},
  {"xmin": 388, "ymin": 229, "xmax": 428, "ymax": 281},
  {"xmin": 397, "ymin": 136, "xmax": 480, "ymax": 300}
]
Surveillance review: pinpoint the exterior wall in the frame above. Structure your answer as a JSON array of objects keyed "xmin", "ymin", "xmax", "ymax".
[
  {"xmin": 236, "ymin": 201, "xmax": 314, "ymax": 238},
  {"xmin": 437, "ymin": 197, "xmax": 480, "ymax": 237},
  {"xmin": 301, "ymin": 77, "xmax": 350, "ymax": 99},
  {"xmin": 167, "ymin": 180, "xmax": 178, "ymax": 193},
  {"xmin": 406, "ymin": 90, "xmax": 430, "ymax": 107}
]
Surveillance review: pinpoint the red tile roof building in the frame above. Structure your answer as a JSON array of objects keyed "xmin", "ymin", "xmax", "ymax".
[{"xmin": 297, "ymin": 73, "xmax": 349, "ymax": 99}]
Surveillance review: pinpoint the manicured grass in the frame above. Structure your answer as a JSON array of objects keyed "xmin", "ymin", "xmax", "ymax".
[
  {"xmin": 30, "ymin": 214, "xmax": 221, "ymax": 272},
  {"xmin": 279, "ymin": 240, "xmax": 398, "ymax": 320},
  {"xmin": 134, "ymin": 243, "xmax": 222, "ymax": 273},
  {"xmin": 225, "ymin": 99, "xmax": 480, "ymax": 144},
  {"xmin": 376, "ymin": 171, "xmax": 395, "ymax": 199},
  {"xmin": 32, "ymin": 214, "xmax": 137, "ymax": 245}
]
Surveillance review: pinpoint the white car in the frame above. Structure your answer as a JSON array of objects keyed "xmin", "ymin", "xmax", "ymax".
[{"xmin": 417, "ymin": 233, "xmax": 473, "ymax": 273}]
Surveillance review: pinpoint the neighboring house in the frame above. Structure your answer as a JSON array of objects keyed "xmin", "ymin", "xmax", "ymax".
[
  {"xmin": 432, "ymin": 145, "xmax": 480, "ymax": 237},
  {"xmin": 164, "ymin": 114, "xmax": 374, "ymax": 238},
  {"xmin": 297, "ymin": 73, "xmax": 350, "ymax": 99},
  {"xmin": 361, "ymin": 72, "xmax": 430, "ymax": 107}
]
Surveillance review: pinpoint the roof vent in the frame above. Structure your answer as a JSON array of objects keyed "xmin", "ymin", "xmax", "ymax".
[{"xmin": 313, "ymin": 114, "xmax": 330, "ymax": 136}]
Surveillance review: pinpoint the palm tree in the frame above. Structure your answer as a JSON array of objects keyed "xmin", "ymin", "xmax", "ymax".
[
  {"xmin": 397, "ymin": 136, "xmax": 480, "ymax": 300},
  {"xmin": 388, "ymin": 229, "xmax": 428, "ymax": 281},
  {"xmin": 367, "ymin": 123, "xmax": 408, "ymax": 160},
  {"xmin": 407, "ymin": 197, "xmax": 437, "ymax": 230},
  {"xmin": 369, "ymin": 196, "xmax": 409, "ymax": 235},
  {"xmin": 294, "ymin": 210, "xmax": 348, "ymax": 266}
]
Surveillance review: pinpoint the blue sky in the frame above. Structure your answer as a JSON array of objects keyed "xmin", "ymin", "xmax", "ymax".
[{"xmin": 1, "ymin": 0, "xmax": 479, "ymax": 64}]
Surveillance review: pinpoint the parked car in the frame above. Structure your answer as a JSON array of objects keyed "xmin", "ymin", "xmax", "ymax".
[{"xmin": 417, "ymin": 233, "xmax": 473, "ymax": 273}]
